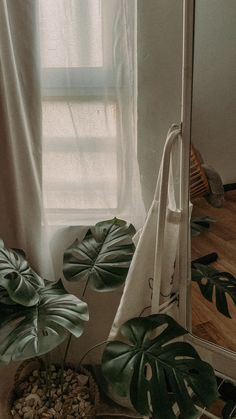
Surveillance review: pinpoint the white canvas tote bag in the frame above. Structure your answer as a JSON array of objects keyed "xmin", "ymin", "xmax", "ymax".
[{"xmin": 110, "ymin": 125, "xmax": 183, "ymax": 338}]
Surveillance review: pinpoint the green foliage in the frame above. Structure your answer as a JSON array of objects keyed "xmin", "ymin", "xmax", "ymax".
[
  {"xmin": 63, "ymin": 218, "xmax": 136, "ymax": 292},
  {"xmin": 0, "ymin": 240, "xmax": 89, "ymax": 363},
  {"xmin": 222, "ymin": 400, "xmax": 236, "ymax": 419},
  {"xmin": 102, "ymin": 314, "xmax": 218, "ymax": 419},
  {"xmin": 0, "ymin": 225, "xmax": 219, "ymax": 419},
  {"xmin": 0, "ymin": 281, "xmax": 88, "ymax": 362},
  {"xmin": 0, "ymin": 240, "xmax": 44, "ymax": 306},
  {"xmin": 0, "ymin": 279, "xmax": 88, "ymax": 363},
  {"xmin": 191, "ymin": 216, "xmax": 216, "ymax": 237},
  {"xmin": 192, "ymin": 263, "xmax": 236, "ymax": 318}
]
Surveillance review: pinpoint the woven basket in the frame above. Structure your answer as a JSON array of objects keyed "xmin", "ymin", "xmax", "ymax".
[
  {"xmin": 190, "ymin": 145, "xmax": 210, "ymax": 200},
  {"xmin": 8, "ymin": 358, "xmax": 100, "ymax": 418}
]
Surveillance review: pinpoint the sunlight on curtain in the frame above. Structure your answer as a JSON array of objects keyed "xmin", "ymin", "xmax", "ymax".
[
  {"xmin": 39, "ymin": 0, "xmax": 145, "ymax": 227},
  {"xmin": 42, "ymin": 101, "xmax": 117, "ymax": 210},
  {"xmin": 40, "ymin": 0, "xmax": 103, "ymax": 68}
]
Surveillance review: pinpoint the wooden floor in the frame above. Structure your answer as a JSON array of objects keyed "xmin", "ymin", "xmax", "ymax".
[{"xmin": 191, "ymin": 190, "xmax": 236, "ymax": 353}]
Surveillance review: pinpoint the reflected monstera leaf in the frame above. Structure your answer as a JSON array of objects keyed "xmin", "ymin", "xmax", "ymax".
[
  {"xmin": 191, "ymin": 216, "xmax": 216, "ymax": 237},
  {"xmin": 192, "ymin": 263, "xmax": 236, "ymax": 318},
  {"xmin": 222, "ymin": 400, "xmax": 236, "ymax": 419},
  {"xmin": 0, "ymin": 240, "xmax": 44, "ymax": 306},
  {"xmin": 0, "ymin": 280, "xmax": 88, "ymax": 363},
  {"xmin": 63, "ymin": 218, "xmax": 136, "ymax": 292},
  {"xmin": 102, "ymin": 314, "xmax": 218, "ymax": 419}
]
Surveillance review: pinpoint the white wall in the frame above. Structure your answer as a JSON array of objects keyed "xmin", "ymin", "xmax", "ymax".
[
  {"xmin": 138, "ymin": 0, "xmax": 183, "ymax": 209},
  {"xmin": 192, "ymin": 0, "xmax": 236, "ymax": 184}
]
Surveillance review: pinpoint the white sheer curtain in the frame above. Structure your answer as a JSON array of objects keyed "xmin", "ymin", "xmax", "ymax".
[
  {"xmin": 0, "ymin": 0, "xmax": 145, "ymax": 280},
  {"xmin": 0, "ymin": 0, "xmax": 45, "ymax": 272},
  {"xmin": 39, "ymin": 0, "xmax": 145, "ymax": 222}
]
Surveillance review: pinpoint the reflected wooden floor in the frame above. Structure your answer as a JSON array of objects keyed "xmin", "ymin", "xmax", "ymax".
[{"xmin": 191, "ymin": 190, "xmax": 236, "ymax": 352}]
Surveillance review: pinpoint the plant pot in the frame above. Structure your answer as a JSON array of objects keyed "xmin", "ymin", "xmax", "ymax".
[{"xmin": 8, "ymin": 358, "xmax": 100, "ymax": 418}]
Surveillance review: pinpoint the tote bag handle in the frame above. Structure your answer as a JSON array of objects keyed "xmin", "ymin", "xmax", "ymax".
[{"xmin": 152, "ymin": 125, "xmax": 182, "ymax": 313}]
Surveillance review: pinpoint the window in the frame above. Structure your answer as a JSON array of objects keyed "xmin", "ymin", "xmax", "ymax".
[{"xmin": 39, "ymin": 0, "xmax": 137, "ymax": 224}]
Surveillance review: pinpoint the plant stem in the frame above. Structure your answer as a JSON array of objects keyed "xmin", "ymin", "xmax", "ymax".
[
  {"xmin": 63, "ymin": 333, "xmax": 72, "ymax": 365},
  {"xmin": 82, "ymin": 277, "xmax": 89, "ymax": 298},
  {"xmin": 78, "ymin": 340, "xmax": 110, "ymax": 368},
  {"xmin": 60, "ymin": 368, "xmax": 64, "ymax": 399},
  {"xmin": 60, "ymin": 333, "xmax": 72, "ymax": 396},
  {"xmin": 46, "ymin": 354, "xmax": 52, "ymax": 407},
  {"xmin": 59, "ymin": 279, "xmax": 89, "ymax": 397},
  {"xmin": 45, "ymin": 358, "xmax": 49, "ymax": 393}
]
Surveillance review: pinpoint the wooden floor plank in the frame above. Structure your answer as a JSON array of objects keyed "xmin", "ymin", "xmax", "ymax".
[{"xmin": 191, "ymin": 192, "xmax": 236, "ymax": 352}]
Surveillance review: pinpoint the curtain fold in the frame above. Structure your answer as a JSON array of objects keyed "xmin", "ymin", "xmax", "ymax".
[
  {"xmin": 39, "ymin": 0, "xmax": 145, "ymax": 279},
  {"xmin": 0, "ymin": 0, "xmax": 145, "ymax": 282},
  {"xmin": 0, "ymin": 0, "xmax": 44, "ymax": 272}
]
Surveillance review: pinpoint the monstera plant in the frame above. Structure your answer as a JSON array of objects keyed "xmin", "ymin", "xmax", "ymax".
[
  {"xmin": 63, "ymin": 217, "xmax": 136, "ymax": 292},
  {"xmin": 101, "ymin": 314, "xmax": 218, "ymax": 419},
  {"xmin": 61, "ymin": 217, "xmax": 136, "ymax": 365},
  {"xmin": 191, "ymin": 214, "xmax": 236, "ymax": 318},
  {"xmin": 191, "ymin": 216, "xmax": 216, "ymax": 237},
  {"xmin": 0, "ymin": 239, "xmax": 44, "ymax": 307},
  {"xmin": 62, "ymin": 218, "xmax": 218, "ymax": 419},
  {"xmin": 0, "ymin": 219, "xmax": 219, "ymax": 419},
  {"xmin": 192, "ymin": 263, "xmax": 236, "ymax": 318},
  {"xmin": 0, "ymin": 240, "xmax": 88, "ymax": 363}
]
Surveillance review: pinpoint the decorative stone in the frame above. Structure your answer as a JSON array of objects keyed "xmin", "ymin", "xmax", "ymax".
[
  {"xmin": 25, "ymin": 393, "xmax": 41, "ymax": 404},
  {"xmin": 32, "ymin": 369, "xmax": 39, "ymax": 378},
  {"xmin": 23, "ymin": 411, "xmax": 34, "ymax": 419},
  {"xmin": 22, "ymin": 406, "xmax": 31, "ymax": 413},
  {"xmin": 55, "ymin": 401, "xmax": 63, "ymax": 412},
  {"xmin": 77, "ymin": 374, "xmax": 89, "ymax": 386},
  {"xmin": 31, "ymin": 385, "xmax": 38, "ymax": 394},
  {"xmin": 11, "ymin": 364, "xmax": 96, "ymax": 418}
]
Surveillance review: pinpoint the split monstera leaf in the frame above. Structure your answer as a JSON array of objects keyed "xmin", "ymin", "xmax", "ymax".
[
  {"xmin": 102, "ymin": 314, "xmax": 218, "ymax": 419},
  {"xmin": 0, "ymin": 218, "xmax": 135, "ymax": 363},
  {"xmin": 63, "ymin": 218, "xmax": 136, "ymax": 291},
  {"xmin": 0, "ymin": 240, "xmax": 88, "ymax": 363},
  {"xmin": 192, "ymin": 263, "xmax": 236, "ymax": 318},
  {"xmin": 0, "ymin": 239, "xmax": 44, "ymax": 306},
  {"xmin": 190, "ymin": 216, "xmax": 216, "ymax": 237}
]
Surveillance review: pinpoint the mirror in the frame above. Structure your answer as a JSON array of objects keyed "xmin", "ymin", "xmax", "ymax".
[{"xmin": 190, "ymin": 0, "xmax": 236, "ymax": 352}]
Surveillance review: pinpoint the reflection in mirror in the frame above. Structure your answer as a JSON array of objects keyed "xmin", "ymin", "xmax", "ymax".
[{"xmin": 190, "ymin": 0, "xmax": 236, "ymax": 352}]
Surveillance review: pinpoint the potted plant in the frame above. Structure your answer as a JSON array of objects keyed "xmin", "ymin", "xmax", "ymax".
[
  {"xmin": 62, "ymin": 218, "xmax": 219, "ymax": 419},
  {"xmin": 0, "ymin": 218, "xmax": 219, "ymax": 419},
  {"xmin": 0, "ymin": 239, "xmax": 99, "ymax": 418},
  {"xmin": 0, "ymin": 218, "xmax": 136, "ymax": 418}
]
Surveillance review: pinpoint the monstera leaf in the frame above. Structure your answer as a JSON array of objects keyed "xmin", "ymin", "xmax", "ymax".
[
  {"xmin": 221, "ymin": 400, "xmax": 236, "ymax": 419},
  {"xmin": 192, "ymin": 263, "xmax": 236, "ymax": 318},
  {"xmin": 0, "ymin": 240, "xmax": 44, "ymax": 306},
  {"xmin": 63, "ymin": 218, "xmax": 136, "ymax": 292},
  {"xmin": 222, "ymin": 400, "xmax": 236, "ymax": 419},
  {"xmin": 191, "ymin": 216, "xmax": 216, "ymax": 237},
  {"xmin": 102, "ymin": 314, "xmax": 218, "ymax": 419},
  {"xmin": 0, "ymin": 280, "xmax": 88, "ymax": 363}
]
